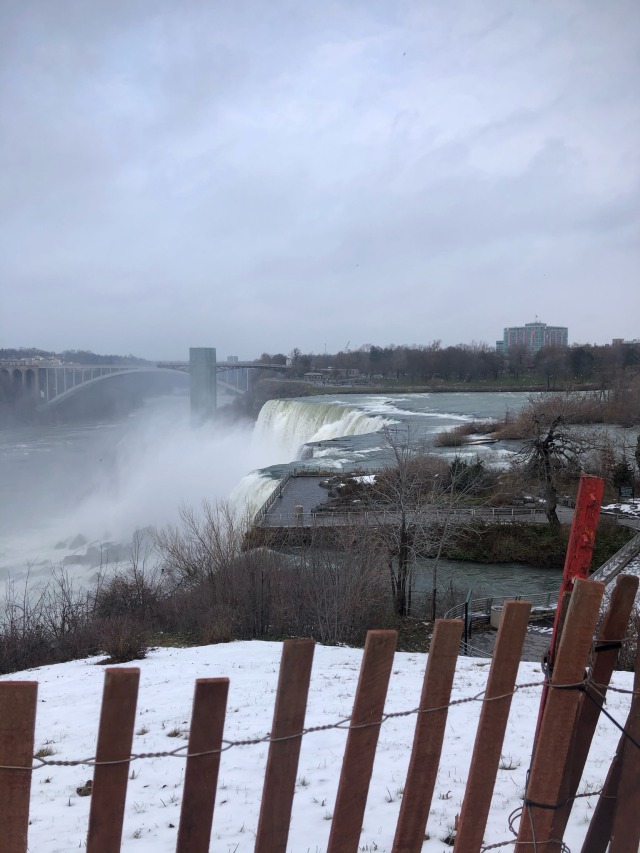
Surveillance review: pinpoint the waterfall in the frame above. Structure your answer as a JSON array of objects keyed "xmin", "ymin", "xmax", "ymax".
[
  {"xmin": 229, "ymin": 398, "xmax": 396, "ymax": 517},
  {"xmin": 253, "ymin": 398, "xmax": 396, "ymax": 462}
]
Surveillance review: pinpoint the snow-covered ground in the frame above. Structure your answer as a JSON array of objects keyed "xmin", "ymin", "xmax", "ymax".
[
  {"xmin": 2, "ymin": 641, "xmax": 633, "ymax": 852},
  {"xmin": 602, "ymin": 498, "xmax": 640, "ymax": 519}
]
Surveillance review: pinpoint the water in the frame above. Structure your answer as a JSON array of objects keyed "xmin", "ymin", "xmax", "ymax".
[{"xmin": 0, "ymin": 389, "xmax": 562, "ymax": 594}]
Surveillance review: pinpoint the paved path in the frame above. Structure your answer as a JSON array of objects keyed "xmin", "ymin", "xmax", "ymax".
[
  {"xmin": 464, "ymin": 624, "xmax": 553, "ymax": 662},
  {"xmin": 260, "ymin": 475, "xmax": 550, "ymax": 528}
]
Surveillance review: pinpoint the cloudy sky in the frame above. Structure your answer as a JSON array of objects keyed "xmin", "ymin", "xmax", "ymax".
[{"xmin": 1, "ymin": 1, "xmax": 638, "ymax": 360}]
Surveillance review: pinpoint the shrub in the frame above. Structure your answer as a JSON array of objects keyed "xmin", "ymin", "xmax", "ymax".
[{"xmin": 98, "ymin": 617, "xmax": 148, "ymax": 664}]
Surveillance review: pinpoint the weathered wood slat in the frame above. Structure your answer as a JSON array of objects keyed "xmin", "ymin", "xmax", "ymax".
[
  {"xmin": 454, "ymin": 600, "xmax": 531, "ymax": 853},
  {"xmin": 581, "ymin": 622, "xmax": 640, "ymax": 853},
  {"xmin": 515, "ymin": 579, "xmax": 604, "ymax": 852},
  {"xmin": 551, "ymin": 574, "xmax": 638, "ymax": 841},
  {"xmin": 392, "ymin": 619, "xmax": 463, "ymax": 853},
  {"xmin": 86, "ymin": 668, "xmax": 140, "ymax": 853},
  {"xmin": 327, "ymin": 630, "xmax": 397, "ymax": 853},
  {"xmin": 0, "ymin": 681, "xmax": 38, "ymax": 853},
  {"xmin": 176, "ymin": 678, "xmax": 229, "ymax": 853},
  {"xmin": 605, "ymin": 631, "xmax": 640, "ymax": 853},
  {"xmin": 255, "ymin": 638, "xmax": 315, "ymax": 853}
]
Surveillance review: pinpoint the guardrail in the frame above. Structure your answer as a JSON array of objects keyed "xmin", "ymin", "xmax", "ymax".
[
  {"xmin": 257, "ymin": 505, "xmax": 544, "ymax": 528},
  {"xmin": 252, "ymin": 472, "xmax": 294, "ymax": 526},
  {"xmin": 444, "ymin": 591, "xmax": 559, "ymax": 623},
  {"xmin": 590, "ymin": 529, "xmax": 640, "ymax": 585},
  {"xmin": 251, "ymin": 469, "xmax": 353, "ymax": 525}
]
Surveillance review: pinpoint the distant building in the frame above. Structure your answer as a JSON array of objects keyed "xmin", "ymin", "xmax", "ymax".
[{"xmin": 501, "ymin": 322, "xmax": 568, "ymax": 353}]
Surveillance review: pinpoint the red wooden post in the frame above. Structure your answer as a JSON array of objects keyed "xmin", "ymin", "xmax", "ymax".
[
  {"xmin": 454, "ymin": 601, "xmax": 531, "ymax": 853},
  {"xmin": 327, "ymin": 630, "xmax": 397, "ymax": 853},
  {"xmin": 255, "ymin": 638, "xmax": 315, "ymax": 853},
  {"xmin": 176, "ymin": 678, "xmax": 229, "ymax": 853},
  {"xmin": 392, "ymin": 620, "xmax": 463, "ymax": 853},
  {"xmin": 516, "ymin": 579, "xmax": 604, "ymax": 851},
  {"xmin": 86, "ymin": 668, "xmax": 140, "ymax": 853},
  {"xmin": 0, "ymin": 682, "xmax": 38, "ymax": 853},
  {"xmin": 534, "ymin": 474, "xmax": 603, "ymax": 744}
]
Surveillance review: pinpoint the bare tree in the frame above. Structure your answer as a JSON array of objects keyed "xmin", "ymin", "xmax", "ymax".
[
  {"xmin": 512, "ymin": 405, "xmax": 593, "ymax": 525},
  {"xmin": 153, "ymin": 500, "xmax": 249, "ymax": 588},
  {"xmin": 365, "ymin": 427, "xmax": 493, "ymax": 617}
]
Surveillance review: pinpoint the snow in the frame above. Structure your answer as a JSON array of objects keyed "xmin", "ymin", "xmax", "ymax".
[
  {"xmin": 2, "ymin": 641, "xmax": 633, "ymax": 852},
  {"xmin": 602, "ymin": 499, "xmax": 640, "ymax": 519}
]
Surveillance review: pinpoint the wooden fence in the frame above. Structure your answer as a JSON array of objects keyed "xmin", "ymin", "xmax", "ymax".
[{"xmin": 0, "ymin": 574, "xmax": 638, "ymax": 853}]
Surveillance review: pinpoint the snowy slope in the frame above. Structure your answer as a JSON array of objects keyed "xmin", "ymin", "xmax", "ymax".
[{"xmin": 2, "ymin": 642, "xmax": 633, "ymax": 853}]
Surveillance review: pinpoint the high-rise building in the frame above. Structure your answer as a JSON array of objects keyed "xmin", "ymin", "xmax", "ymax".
[{"xmin": 499, "ymin": 322, "xmax": 568, "ymax": 353}]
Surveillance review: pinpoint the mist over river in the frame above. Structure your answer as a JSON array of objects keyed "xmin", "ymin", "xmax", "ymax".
[{"xmin": 0, "ymin": 390, "xmax": 561, "ymax": 595}]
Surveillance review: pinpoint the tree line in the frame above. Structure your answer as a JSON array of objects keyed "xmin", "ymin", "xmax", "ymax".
[{"xmin": 259, "ymin": 341, "xmax": 640, "ymax": 389}]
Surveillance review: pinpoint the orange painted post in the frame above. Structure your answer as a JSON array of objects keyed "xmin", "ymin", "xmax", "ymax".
[
  {"xmin": 516, "ymin": 579, "xmax": 604, "ymax": 851},
  {"xmin": 255, "ymin": 639, "xmax": 315, "ymax": 853},
  {"xmin": 392, "ymin": 620, "xmax": 463, "ymax": 853},
  {"xmin": 534, "ymin": 475, "xmax": 603, "ymax": 746},
  {"xmin": 86, "ymin": 668, "xmax": 140, "ymax": 853},
  {"xmin": 0, "ymin": 682, "xmax": 38, "ymax": 853},
  {"xmin": 176, "ymin": 678, "xmax": 229, "ymax": 853},
  {"xmin": 551, "ymin": 574, "xmax": 638, "ymax": 841},
  {"xmin": 327, "ymin": 630, "xmax": 397, "ymax": 853},
  {"xmin": 454, "ymin": 601, "xmax": 531, "ymax": 853}
]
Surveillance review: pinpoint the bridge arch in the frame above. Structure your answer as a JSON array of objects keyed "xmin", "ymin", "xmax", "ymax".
[
  {"xmin": 43, "ymin": 366, "xmax": 186, "ymax": 407},
  {"xmin": 12, "ymin": 369, "xmax": 22, "ymax": 387}
]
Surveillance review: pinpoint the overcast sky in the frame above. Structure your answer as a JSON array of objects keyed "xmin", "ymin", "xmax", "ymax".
[{"xmin": 1, "ymin": 1, "xmax": 638, "ymax": 360}]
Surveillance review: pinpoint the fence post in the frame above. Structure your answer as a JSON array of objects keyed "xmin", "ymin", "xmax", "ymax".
[
  {"xmin": 515, "ymin": 579, "xmax": 604, "ymax": 851},
  {"xmin": 255, "ymin": 638, "xmax": 315, "ymax": 853},
  {"xmin": 327, "ymin": 630, "xmax": 397, "ymax": 853},
  {"xmin": 392, "ymin": 620, "xmax": 463, "ymax": 853},
  {"xmin": 0, "ymin": 681, "xmax": 38, "ymax": 853},
  {"xmin": 550, "ymin": 573, "xmax": 639, "ymax": 842},
  {"xmin": 581, "ymin": 621, "xmax": 640, "ymax": 853},
  {"xmin": 86, "ymin": 668, "xmax": 140, "ymax": 853},
  {"xmin": 453, "ymin": 600, "xmax": 531, "ymax": 853},
  {"xmin": 176, "ymin": 678, "xmax": 229, "ymax": 853},
  {"xmin": 609, "ymin": 636, "xmax": 640, "ymax": 853}
]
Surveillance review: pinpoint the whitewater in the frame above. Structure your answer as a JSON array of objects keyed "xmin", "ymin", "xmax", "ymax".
[{"xmin": 0, "ymin": 390, "xmax": 535, "ymax": 586}]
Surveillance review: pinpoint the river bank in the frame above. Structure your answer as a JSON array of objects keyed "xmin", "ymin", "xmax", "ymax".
[{"xmin": 246, "ymin": 519, "xmax": 636, "ymax": 570}]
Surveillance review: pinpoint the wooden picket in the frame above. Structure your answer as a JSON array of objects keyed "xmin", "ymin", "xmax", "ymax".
[
  {"xmin": 327, "ymin": 629, "xmax": 397, "ymax": 853},
  {"xmin": 551, "ymin": 573, "xmax": 639, "ymax": 842},
  {"xmin": 0, "ymin": 581, "xmax": 637, "ymax": 853},
  {"xmin": 86, "ymin": 667, "xmax": 140, "ymax": 853},
  {"xmin": 454, "ymin": 599, "xmax": 531, "ymax": 853},
  {"xmin": 255, "ymin": 638, "xmax": 315, "ymax": 853},
  {"xmin": 515, "ymin": 579, "xmax": 605, "ymax": 851},
  {"xmin": 392, "ymin": 619, "xmax": 463, "ymax": 853},
  {"xmin": 582, "ymin": 625, "xmax": 640, "ymax": 853},
  {"xmin": 0, "ymin": 681, "xmax": 37, "ymax": 853},
  {"xmin": 176, "ymin": 678, "xmax": 229, "ymax": 853}
]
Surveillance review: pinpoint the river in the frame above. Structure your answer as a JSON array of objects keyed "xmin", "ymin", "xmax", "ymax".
[{"xmin": 0, "ymin": 389, "xmax": 562, "ymax": 595}]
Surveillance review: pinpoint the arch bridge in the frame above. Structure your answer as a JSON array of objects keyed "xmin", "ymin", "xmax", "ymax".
[{"xmin": 0, "ymin": 348, "xmax": 285, "ymax": 422}]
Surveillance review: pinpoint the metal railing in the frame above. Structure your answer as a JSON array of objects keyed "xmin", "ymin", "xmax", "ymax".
[
  {"xmin": 590, "ymin": 530, "xmax": 640, "ymax": 586},
  {"xmin": 444, "ymin": 591, "xmax": 559, "ymax": 623},
  {"xmin": 257, "ymin": 505, "xmax": 544, "ymax": 528}
]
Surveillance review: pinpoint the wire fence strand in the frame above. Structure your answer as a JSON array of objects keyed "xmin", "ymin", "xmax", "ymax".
[{"xmin": 0, "ymin": 673, "xmax": 634, "ymax": 773}]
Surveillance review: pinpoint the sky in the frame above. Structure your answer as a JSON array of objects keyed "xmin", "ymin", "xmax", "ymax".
[{"xmin": 1, "ymin": 0, "xmax": 638, "ymax": 360}]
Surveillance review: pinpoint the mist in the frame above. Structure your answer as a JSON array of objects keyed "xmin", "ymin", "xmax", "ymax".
[{"xmin": 0, "ymin": 397, "xmax": 283, "ymax": 583}]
